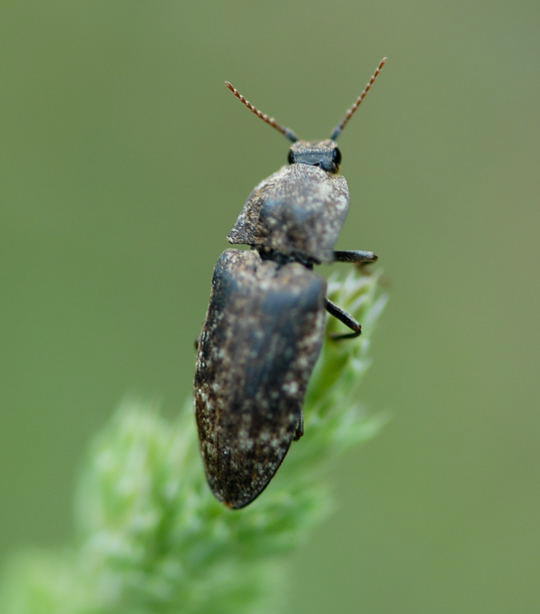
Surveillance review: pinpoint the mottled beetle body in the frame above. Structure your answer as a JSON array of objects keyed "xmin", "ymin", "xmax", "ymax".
[{"xmin": 195, "ymin": 59, "xmax": 387, "ymax": 508}]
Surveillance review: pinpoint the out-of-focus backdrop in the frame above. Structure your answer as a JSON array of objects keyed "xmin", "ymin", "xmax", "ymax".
[{"xmin": 1, "ymin": 1, "xmax": 539, "ymax": 612}]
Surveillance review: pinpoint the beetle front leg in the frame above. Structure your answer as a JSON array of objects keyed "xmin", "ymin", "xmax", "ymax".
[
  {"xmin": 325, "ymin": 298, "xmax": 362, "ymax": 340},
  {"xmin": 333, "ymin": 249, "xmax": 378, "ymax": 264}
]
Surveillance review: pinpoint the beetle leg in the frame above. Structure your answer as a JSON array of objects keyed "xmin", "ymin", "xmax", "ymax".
[
  {"xmin": 294, "ymin": 413, "xmax": 304, "ymax": 441},
  {"xmin": 333, "ymin": 249, "xmax": 377, "ymax": 264},
  {"xmin": 325, "ymin": 298, "xmax": 362, "ymax": 340}
]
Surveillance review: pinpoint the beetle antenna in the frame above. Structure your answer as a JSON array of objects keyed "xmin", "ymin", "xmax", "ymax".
[
  {"xmin": 225, "ymin": 81, "xmax": 299, "ymax": 143},
  {"xmin": 330, "ymin": 57, "xmax": 387, "ymax": 141}
]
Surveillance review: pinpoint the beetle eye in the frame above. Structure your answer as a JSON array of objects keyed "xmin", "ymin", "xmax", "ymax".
[
  {"xmin": 332, "ymin": 147, "xmax": 342, "ymax": 166},
  {"xmin": 287, "ymin": 150, "xmax": 295, "ymax": 164}
]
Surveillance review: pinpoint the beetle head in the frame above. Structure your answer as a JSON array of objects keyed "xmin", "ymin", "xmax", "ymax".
[{"xmin": 287, "ymin": 140, "xmax": 341, "ymax": 174}]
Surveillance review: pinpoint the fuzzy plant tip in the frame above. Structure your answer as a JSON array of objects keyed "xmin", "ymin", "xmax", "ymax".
[{"xmin": 0, "ymin": 267, "xmax": 386, "ymax": 614}]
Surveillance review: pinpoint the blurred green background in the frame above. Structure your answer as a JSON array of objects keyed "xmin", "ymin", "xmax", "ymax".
[{"xmin": 1, "ymin": 0, "xmax": 539, "ymax": 612}]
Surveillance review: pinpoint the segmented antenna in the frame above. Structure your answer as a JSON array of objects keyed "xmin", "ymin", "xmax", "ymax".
[
  {"xmin": 330, "ymin": 57, "xmax": 388, "ymax": 140},
  {"xmin": 225, "ymin": 81, "xmax": 299, "ymax": 143}
]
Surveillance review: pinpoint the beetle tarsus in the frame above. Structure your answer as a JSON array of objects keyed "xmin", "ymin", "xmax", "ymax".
[
  {"xmin": 333, "ymin": 249, "xmax": 377, "ymax": 264},
  {"xmin": 325, "ymin": 298, "xmax": 362, "ymax": 340}
]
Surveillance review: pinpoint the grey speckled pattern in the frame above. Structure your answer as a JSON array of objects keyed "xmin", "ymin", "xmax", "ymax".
[
  {"xmin": 228, "ymin": 163, "xmax": 349, "ymax": 263},
  {"xmin": 194, "ymin": 249, "xmax": 326, "ymax": 508}
]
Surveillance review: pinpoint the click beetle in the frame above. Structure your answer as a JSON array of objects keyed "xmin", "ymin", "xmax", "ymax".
[{"xmin": 194, "ymin": 58, "xmax": 387, "ymax": 509}]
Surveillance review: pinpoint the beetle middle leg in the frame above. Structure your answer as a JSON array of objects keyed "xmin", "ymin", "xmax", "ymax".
[
  {"xmin": 333, "ymin": 249, "xmax": 377, "ymax": 265},
  {"xmin": 325, "ymin": 298, "xmax": 362, "ymax": 340}
]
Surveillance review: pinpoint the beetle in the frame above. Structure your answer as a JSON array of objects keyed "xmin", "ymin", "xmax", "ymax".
[{"xmin": 194, "ymin": 58, "xmax": 387, "ymax": 509}]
